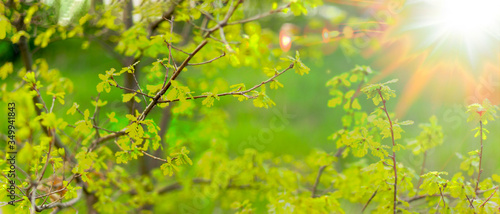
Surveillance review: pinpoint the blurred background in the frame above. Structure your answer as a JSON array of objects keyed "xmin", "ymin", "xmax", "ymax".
[{"xmin": 2, "ymin": 0, "xmax": 500, "ymax": 203}]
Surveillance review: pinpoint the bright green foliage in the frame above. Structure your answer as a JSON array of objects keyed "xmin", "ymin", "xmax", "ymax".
[
  {"xmin": 325, "ymin": 66, "xmax": 500, "ymax": 213},
  {"xmin": 467, "ymin": 99, "xmax": 498, "ymax": 124},
  {"xmin": 0, "ymin": 62, "xmax": 13, "ymax": 80},
  {"xmin": 326, "ymin": 65, "xmax": 371, "ymax": 110},
  {"xmin": 0, "ymin": 0, "xmax": 330, "ymax": 213},
  {"xmin": 362, "ymin": 79, "xmax": 398, "ymax": 106},
  {"xmin": 467, "ymin": 99, "xmax": 498, "ymax": 142},
  {"xmin": 2, "ymin": 0, "xmax": 500, "ymax": 213},
  {"xmin": 419, "ymin": 171, "xmax": 448, "ymax": 196}
]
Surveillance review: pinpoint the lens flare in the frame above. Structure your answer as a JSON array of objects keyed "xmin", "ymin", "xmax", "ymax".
[
  {"xmin": 436, "ymin": 0, "xmax": 500, "ymax": 40},
  {"xmin": 412, "ymin": 0, "xmax": 500, "ymax": 62},
  {"xmin": 279, "ymin": 32, "xmax": 292, "ymax": 52},
  {"xmin": 322, "ymin": 28, "xmax": 329, "ymax": 42},
  {"xmin": 279, "ymin": 24, "xmax": 298, "ymax": 52}
]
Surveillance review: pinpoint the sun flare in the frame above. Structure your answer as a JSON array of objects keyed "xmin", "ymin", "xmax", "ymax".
[
  {"xmin": 435, "ymin": 0, "xmax": 500, "ymax": 40},
  {"xmin": 410, "ymin": 0, "xmax": 500, "ymax": 62}
]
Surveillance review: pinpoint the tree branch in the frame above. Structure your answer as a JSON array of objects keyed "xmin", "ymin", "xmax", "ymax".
[
  {"xmin": 158, "ymin": 63, "xmax": 294, "ymax": 103},
  {"xmin": 148, "ymin": 0, "xmax": 184, "ymax": 36},
  {"xmin": 377, "ymin": 88, "xmax": 398, "ymax": 214},
  {"xmin": 138, "ymin": 40, "xmax": 208, "ymax": 121},
  {"xmin": 475, "ymin": 120, "xmax": 484, "ymax": 192},
  {"xmin": 479, "ymin": 186, "xmax": 498, "ymax": 208},
  {"xmin": 35, "ymin": 189, "xmax": 82, "ymax": 212},
  {"xmin": 188, "ymin": 52, "xmax": 226, "ymax": 66},
  {"xmin": 91, "ymin": 93, "xmax": 101, "ymax": 139},
  {"xmin": 164, "ymin": 42, "xmax": 190, "ymax": 55},
  {"xmin": 311, "ymin": 165, "xmax": 327, "ymax": 198},
  {"xmin": 416, "ymin": 150, "xmax": 427, "ymax": 191},
  {"xmin": 362, "ymin": 189, "xmax": 378, "ymax": 213},
  {"xmin": 226, "ymin": 3, "xmax": 291, "ymax": 26},
  {"xmin": 436, "ymin": 186, "xmax": 446, "ymax": 212},
  {"xmin": 91, "ymin": 130, "xmax": 127, "ymax": 147},
  {"xmin": 204, "ymin": 0, "xmax": 243, "ymax": 36},
  {"xmin": 112, "ymin": 83, "xmax": 155, "ymax": 99}
]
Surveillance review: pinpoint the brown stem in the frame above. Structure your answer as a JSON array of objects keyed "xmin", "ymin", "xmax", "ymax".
[
  {"xmin": 35, "ymin": 189, "xmax": 83, "ymax": 212},
  {"xmin": 362, "ymin": 189, "xmax": 378, "ymax": 213},
  {"xmin": 158, "ymin": 63, "xmax": 294, "ymax": 104},
  {"xmin": 132, "ymin": 72, "xmax": 148, "ymax": 104},
  {"xmin": 203, "ymin": 0, "xmax": 243, "ymax": 37},
  {"xmin": 435, "ymin": 186, "xmax": 446, "ymax": 213},
  {"xmin": 311, "ymin": 165, "xmax": 327, "ymax": 198},
  {"xmin": 112, "ymin": 83, "xmax": 154, "ymax": 99},
  {"xmin": 138, "ymin": 40, "xmax": 208, "ymax": 121},
  {"xmin": 91, "ymin": 93, "xmax": 101, "ymax": 139},
  {"xmin": 226, "ymin": 3, "xmax": 291, "ymax": 26},
  {"xmin": 475, "ymin": 120, "xmax": 483, "ymax": 193},
  {"xmin": 416, "ymin": 150, "xmax": 427, "ymax": 191},
  {"xmin": 188, "ymin": 52, "xmax": 226, "ymax": 66},
  {"xmin": 377, "ymin": 88, "xmax": 397, "ymax": 214},
  {"xmin": 465, "ymin": 195, "xmax": 474, "ymax": 208},
  {"xmin": 405, "ymin": 186, "xmax": 498, "ymax": 204},
  {"xmin": 148, "ymin": 0, "xmax": 184, "ymax": 36},
  {"xmin": 479, "ymin": 186, "xmax": 498, "ymax": 208},
  {"xmin": 37, "ymin": 129, "xmax": 55, "ymax": 183}
]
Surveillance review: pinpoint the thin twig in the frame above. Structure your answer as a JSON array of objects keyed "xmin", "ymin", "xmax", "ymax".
[
  {"xmin": 141, "ymin": 150, "xmax": 168, "ymax": 162},
  {"xmin": 416, "ymin": 150, "xmax": 427, "ymax": 191},
  {"xmin": 164, "ymin": 41, "xmax": 190, "ymax": 55},
  {"xmin": 158, "ymin": 63, "xmax": 294, "ymax": 103},
  {"xmin": 112, "ymin": 83, "xmax": 154, "ymax": 99},
  {"xmin": 362, "ymin": 189, "xmax": 378, "ymax": 213},
  {"xmin": 435, "ymin": 186, "xmax": 446, "ymax": 213},
  {"xmin": 148, "ymin": 0, "xmax": 183, "ymax": 35},
  {"xmin": 113, "ymin": 138, "xmax": 171, "ymax": 163},
  {"xmin": 37, "ymin": 129, "xmax": 55, "ymax": 184},
  {"xmin": 208, "ymin": 35, "xmax": 240, "ymax": 44},
  {"xmin": 167, "ymin": 16, "xmax": 177, "ymax": 70},
  {"xmin": 194, "ymin": 7, "xmax": 215, "ymax": 21},
  {"xmin": 162, "ymin": 15, "xmax": 176, "ymax": 88},
  {"xmin": 49, "ymin": 96, "xmax": 56, "ymax": 113},
  {"xmin": 475, "ymin": 120, "xmax": 484, "ymax": 193},
  {"xmin": 32, "ymin": 84, "xmax": 49, "ymax": 113},
  {"xmin": 132, "ymin": 72, "xmax": 148, "ymax": 104},
  {"xmin": 311, "ymin": 165, "xmax": 327, "ymax": 198},
  {"xmin": 35, "ymin": 189, "xmax": 82, "ymax": 212},
  {"xmin": 204, "ymin": 0, "xmax": 243, "ymax": 36},
  {"xmin": 465, "ymin": 192, "xmax": 474, "ymax": 209},
  {"xmin": 138, "ymin": 40, "xmax": 209, "ymax": 121},
  {"xmin": 41, "ymin": 163, "xmax": 57, "ymax": 206},
  {"xmin": 91, "ymin": 93, "xmax": 101, "ymax": 138},
  {"xmin": 219, "ymin": 27, "xmax": 234, "ymax": 52},
  {"xmin": 377, "ymin": 88, "xmax": 398, "ymax": 214},
  {"xmin": 479, "ymin": 186, "xmax": 498, "ymax": 208},
  {"xmin": 188, "ymin": 52, "xmax": 226, "ymax": 66},
  {"xmin": 226, "ymin": 3, "xmax": 291, "ymax": 26},
  {"xmin": 92, "ymin": 130, "xmax": 127, "ymax": 147}
]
